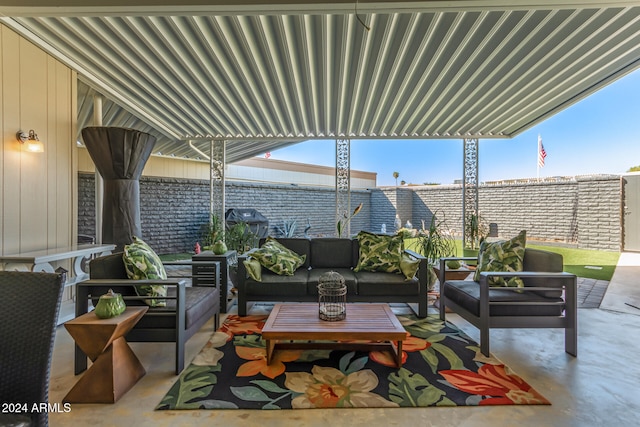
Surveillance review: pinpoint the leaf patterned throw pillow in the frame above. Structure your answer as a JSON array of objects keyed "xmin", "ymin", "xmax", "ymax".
[
  {"xmin": 473, "ymin": 230, "xmax": 527, "ymax": 288},
  {"xmin": 354, "ymin": 231, "xmax": 403, "ymax": 274},
  {"xmin": 251, "ymin": 237, "xmax": 306, "ymax": 276},
  {"xmin": 123, "ymin": 236, "xmax": 168, "ymax": 307},
  {"xmin": 399, "ymin": 252, "xmax": 420, "ymax": 280},
  {"xmin": 243, "ymin": 257, "xmax": 263, "ymax": 282}
]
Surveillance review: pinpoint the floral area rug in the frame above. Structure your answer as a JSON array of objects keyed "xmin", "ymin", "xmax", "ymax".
[{"xmin": 157, "ymin": 313, "xmax": 549, "ymax": 410}]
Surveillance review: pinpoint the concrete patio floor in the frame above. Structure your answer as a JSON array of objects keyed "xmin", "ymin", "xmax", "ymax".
[{"xmin": 47, "ymin": 253, "xmax": 640, "ymax": 427}]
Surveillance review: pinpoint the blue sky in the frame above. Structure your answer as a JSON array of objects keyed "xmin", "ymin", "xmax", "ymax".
[{"xmin": 267, "ymin": 68, "xmax": 640, "ymax": 187}]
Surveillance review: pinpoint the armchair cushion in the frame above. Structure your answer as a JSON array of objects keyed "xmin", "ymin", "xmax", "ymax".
[
  {"xmin": 123, "ymin": 236, "xmax": 168, "ymax": 306},
  {"xmin": 443, "ymin": 280, "xmax": 564, "ymax": 317},
  {"xmin": 473, "ymin": 230, "xmax": 526, "ymax": 288},
  {"xmin": 251, "ymin": 237, "xmax": 306, "ymax": 276},
  {"xmin": 353, "ymin": 231, "xmax": 403, "ymax": 274},
  {"xmin": 134, "ymin": 286, "xmax": 218, "ymax": 330}
]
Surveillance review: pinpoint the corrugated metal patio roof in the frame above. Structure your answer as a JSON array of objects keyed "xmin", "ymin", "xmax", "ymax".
[{"xmin": 2, "ymin": 1, "xmax": 640, "ymax": 160}]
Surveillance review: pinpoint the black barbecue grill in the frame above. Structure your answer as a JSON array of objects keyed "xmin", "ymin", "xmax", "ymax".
[{"xmin": 225, "ymin": 208, "xmax": 269, "ymax": 238}]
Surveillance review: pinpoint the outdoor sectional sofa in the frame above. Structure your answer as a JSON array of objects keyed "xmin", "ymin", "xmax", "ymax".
[{"xmin": 236, "ymin": 237, "xmax": 429, "ymax": 317}]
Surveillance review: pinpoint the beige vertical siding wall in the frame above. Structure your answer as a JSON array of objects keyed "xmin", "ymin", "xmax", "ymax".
[
  {"xmin": 78, "ymin": 148, "xmax": 377, "ymax": 189},
  {"xmin": 78, "ymin": 147, "xmax": 211, "ymax": 180},
  {"xmin": 0, "ymin": 24, "xmax": 77, "ymax": 255}
]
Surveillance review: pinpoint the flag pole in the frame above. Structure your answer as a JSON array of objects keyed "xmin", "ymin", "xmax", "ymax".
[{"xmin": 537, "ymin": 135, "xmax": 540, "ymax": 181}]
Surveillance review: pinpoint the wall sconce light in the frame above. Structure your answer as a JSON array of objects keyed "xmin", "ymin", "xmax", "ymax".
[{"xmin": 16, "ymin": 130, "xmax": 44, "ymax": 153}]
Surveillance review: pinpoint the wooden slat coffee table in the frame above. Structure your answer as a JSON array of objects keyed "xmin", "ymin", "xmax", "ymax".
[{"xmin": 262, "ymin": 303, "xmax": 407, "ymax": 368}]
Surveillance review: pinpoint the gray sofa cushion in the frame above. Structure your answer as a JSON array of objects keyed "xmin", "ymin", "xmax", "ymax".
[
  {"xmin": 243, "ymin": 268, "xmax": 310, "ymax": 296},
  {"xmin": 355, "ymin": 271, "xmax": 420, "ymax": 296},
  {"xmin": 443, "ymin": 280, "xmax": 564, "ymax": 317},
  {"xmin": 307, "ymin": 268, "xmax": 358, "ymax": 295},
  {"xmin": 310, "ymin": 238, "xmax": 354, "ymax": 268}
]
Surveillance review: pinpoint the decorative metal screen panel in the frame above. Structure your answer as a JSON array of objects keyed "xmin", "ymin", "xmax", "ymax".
[
  {"xmin": 336, "ymin": 138, "xmax": 351, "ymax": 237},
  {"xmin": 462, "ymin": 138, "xmax": 479, "ymax": 249},
  {"xmin": 210, "ymin": 140, "xmax": 226, "ymax": 237}
]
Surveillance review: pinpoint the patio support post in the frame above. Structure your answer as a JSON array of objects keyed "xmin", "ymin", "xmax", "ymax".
[
  {"xmin": 209, "ymin": 139, "xmax": 226, "ymax": 241},
  {"xmin": 335, "ymin": 138, "xmax": 351, "ymax": 237},
  {"xmin": 462, "ymin": 138, "xmax": 479, "ymax": 249},
  {"xmin": 93, "ymin": 95, "xmax": 104, "ymax": 244}
]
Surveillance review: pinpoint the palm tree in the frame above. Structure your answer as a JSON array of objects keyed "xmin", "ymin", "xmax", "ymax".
[{"xmin": 393, "ymin": 171, "xmax": 399, "ymax": 186}]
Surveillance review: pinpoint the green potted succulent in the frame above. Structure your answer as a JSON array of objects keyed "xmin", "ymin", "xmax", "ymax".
[{"xmin": 415, "ymin": 213, "xmax": 456, "ymax": 290}]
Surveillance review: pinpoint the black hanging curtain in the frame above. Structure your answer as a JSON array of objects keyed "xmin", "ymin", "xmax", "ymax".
[{"xmin": 81, "ymin": 127, "xmax": 156, "ymax": 250}]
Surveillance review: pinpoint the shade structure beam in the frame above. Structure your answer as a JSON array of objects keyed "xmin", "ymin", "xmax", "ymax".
[
  {"xmin": 335, "ymin": 138, "xmax": 351, "ymax": 237},
  {"xmin": 462, "ymin": 138, "xmax": 479, "ymax": 249}
]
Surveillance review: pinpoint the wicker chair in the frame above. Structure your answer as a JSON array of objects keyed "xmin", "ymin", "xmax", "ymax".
[{"xmin": 0, "ymin": 271, "xmax": 65, "ymax": 427}]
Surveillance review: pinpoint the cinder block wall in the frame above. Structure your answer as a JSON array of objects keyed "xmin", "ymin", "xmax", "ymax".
[
  {"xmin": 78, "ymin": 174, "xmax": 371, "ymax": 254},
  {"xmin": 79, "ymin": 173, "xmax": 621, "ymax": 254},
  {"xmin": 576, "ymin": 176, "xmax": 621, "ymax": 251}
]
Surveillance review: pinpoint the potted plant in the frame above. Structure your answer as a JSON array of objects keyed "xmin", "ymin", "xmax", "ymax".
[
  {"xmin": 224, "ymin": 222, "xmax": 260, "ymax": 287},
  {"xmin": 415, "ymin": 213, "xmax": 456, "ymax": 291},
  {"xmin": 199, "ymin": 214, "xmax": 224, "ymax": 251},
  {"xmin": 225, "ymin": 222, "xmax": 259, "ymax": 255},
  {"xmin": 463, "ymin": 212, "xmax": 488, "ymax": 258}
]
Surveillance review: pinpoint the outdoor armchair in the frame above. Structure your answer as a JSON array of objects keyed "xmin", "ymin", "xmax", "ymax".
[
  {"xmin": 75, "ymin": 253, "xmax": 220, "ymax": 375},
  {"xmin": 438, "ymin": 248, "xmax": 577, "ymax": 357}
]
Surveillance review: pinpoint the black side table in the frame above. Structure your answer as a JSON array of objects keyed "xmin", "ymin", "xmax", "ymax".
[{"xmin": 193, "ymin": 250, "xmax": 237, "ymax": 313}]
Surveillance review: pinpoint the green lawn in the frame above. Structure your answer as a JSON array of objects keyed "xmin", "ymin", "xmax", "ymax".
[
  {"xmin": 527, "ymin": 244, "xmax": 619, "ymax": 281},
  {"xmin": 159, "ymin": 253, "xmax": 192, "ymax": 262}
]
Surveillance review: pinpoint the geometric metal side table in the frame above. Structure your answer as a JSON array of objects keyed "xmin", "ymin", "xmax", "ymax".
[{"xmin": 63, "ymin": 306, "xmax": 148, "ymax": 403}]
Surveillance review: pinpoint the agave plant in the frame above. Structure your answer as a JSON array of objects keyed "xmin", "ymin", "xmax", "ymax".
[{"xmin": 274, "ymin": 218, "xmax": 298, "ymax": 238}]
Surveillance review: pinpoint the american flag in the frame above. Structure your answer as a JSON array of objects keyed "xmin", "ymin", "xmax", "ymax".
[
  {"xmin": 537, "ymin": 135, "xmax": 546, "ymax": 168},
  {"xmin": 264, "ymin": 152, "xmax": 271, "ymax": 159}
]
